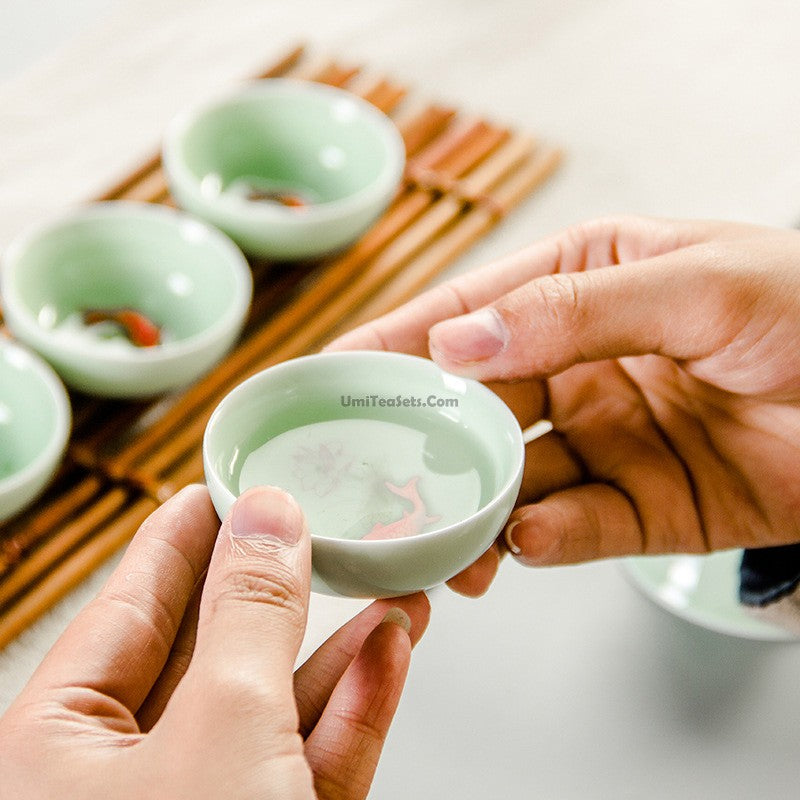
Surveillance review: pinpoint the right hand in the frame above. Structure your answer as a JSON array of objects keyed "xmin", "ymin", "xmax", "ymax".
[{"xmin": 328, "ymin": 216, "xmax": 800, "ymax": 595}]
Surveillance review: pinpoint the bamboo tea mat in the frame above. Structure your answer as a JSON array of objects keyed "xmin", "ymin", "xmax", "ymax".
[{"xmin": 0, "ymin": 44, "xmax": 561, "ymax": 648}]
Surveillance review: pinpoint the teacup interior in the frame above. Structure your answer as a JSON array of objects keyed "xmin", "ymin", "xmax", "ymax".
[
  {"xmin": 180, "ymin": 87, "xmax": 392, "ymax": 204},
  {"xmin": 0, "ymin": 346, "xmax": 60, "ymax": 478},
  {"xmin": 10, "ymin": 212, "xmax": 242, "ymax": 342},
  {"xmin": 207, "ymin": 356, "xmax": 522, "ymax": 541}
]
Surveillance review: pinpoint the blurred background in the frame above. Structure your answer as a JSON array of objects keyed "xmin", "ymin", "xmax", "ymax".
[{"xmin": 2, "ymin": 2, "xmax": 800, "ymax": 797}]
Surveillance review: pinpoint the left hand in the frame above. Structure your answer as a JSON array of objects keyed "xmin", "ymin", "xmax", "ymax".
[{"xmin": 0, "ymin": 485, "xmax": 430, "ymax": 799}]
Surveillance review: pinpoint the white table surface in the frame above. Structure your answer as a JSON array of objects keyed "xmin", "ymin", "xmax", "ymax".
[{"xmin": 2, "ymin": 1, "xmax": 800, "ymax": 797}]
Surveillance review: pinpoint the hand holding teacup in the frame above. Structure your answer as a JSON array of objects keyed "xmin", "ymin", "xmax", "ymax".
[{"xmin": 329, "ymin": 216, "xmax": 800, "ymax": 594}]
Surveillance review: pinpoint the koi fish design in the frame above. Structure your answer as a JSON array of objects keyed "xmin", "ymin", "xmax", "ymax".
[
  {"xmin": 363, "ymin": 476, "xmax": 441, "ymax": 540},
  {"xmin": 82, "ymin": 308, "xmax": 161, "ymax": 347}
]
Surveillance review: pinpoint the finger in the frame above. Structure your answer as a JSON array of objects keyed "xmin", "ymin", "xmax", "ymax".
[
  {"xmin": 136, "ymin": 575, "xmax": 204, "ymax": 732},
  {"xmin": 503, "ymin": 483, "xmax": 648, "ymax": 564},
  {"xmin": 446, "ymin": 429, "xmax": 585, "ymax": 597},
  {"xmin": 325, "ymin": 216, "xmax": 709, "ymax": 355},
  {"xmin": 446, "ymin": 542, "xmax": 502, "ymax": 597},
  {"xmin": 28, "ymin": 485, "xmax": 219, "ymax": 712},
  {"xmin": 181, "ymin": 486, "xmax": 311, "ymax": 734},
  {"xmin": 295, "ymin": 592, "xmax": 429, "ymax": 737},
  {"xmin": 518, "ymin": 429, "xmax": 584, "ymax": 502},
  {"xmin": 428, "ymin": 246, "xmax": 752, "ymax": 382},
  {"xmin": 305, "ymin": 610, "xmax": 413, "ymax": 800},
  {"xmin": 547, "ymin": 359, "xmax": 706, "ymax": 554},
  {"xmin": 486, "ymin": 378, "xmax": 546, "ymax": 429},
  {"xmin": 551, "ymin": 356, "xmax": 774, "ymax": 552}
]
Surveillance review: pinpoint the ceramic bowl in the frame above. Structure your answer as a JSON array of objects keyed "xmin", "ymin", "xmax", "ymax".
[
  {"xmin": 203, "ymin": 351, "xmax": 524, "ymax": 598},
  {"xmin": 0, "ymin": 338, "xmax": 71, "ymax": 523},
  {"xmin": 0, "ymin": 202, "xmax": 252, "ymax": 398},
  {"xmin": 162, "ymin": 79, "xmax": 406, "ymax": 260},
  {"xmin": 624, "ymin": 552, "xmax": 799, "ymax": 641}
]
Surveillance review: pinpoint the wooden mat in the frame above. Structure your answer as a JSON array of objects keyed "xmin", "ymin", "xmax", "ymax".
[{"xmin": 0, "ymin": 44, "xmax": 560, "ymax": 647}]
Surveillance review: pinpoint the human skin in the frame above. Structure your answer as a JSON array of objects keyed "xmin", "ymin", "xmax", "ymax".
[
  {"xmin": 0, "ymin": 485, "xmax": 430, "ymax": 798},
  {"xmin": 328, "ymin": 216, "xmax": 800, "ymax": 596}
]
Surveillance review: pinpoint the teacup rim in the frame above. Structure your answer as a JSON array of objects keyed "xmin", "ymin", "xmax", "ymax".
[
  {"xmin": 162, "ymin": 77, "xmax": 407, "ymax": 226},
  {"xmin": 0, "ymin": 200, "xmax": 253, "ymax": 367},
  {"xmin": 204, "ymin": 350, "xmax": 525, "ymax": 548},
  {"xmin": 0, "ymin": 336, "xmax": 71, "ymax": 497}
]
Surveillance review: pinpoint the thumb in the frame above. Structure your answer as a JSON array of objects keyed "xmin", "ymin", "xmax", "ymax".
[
  {"xmin": 187, "ymin": 486, "xmax": 311, "ymax": 731},
  {"xmin": 428, "ymin": 249, "xmax": 738, "ymax": 381}
]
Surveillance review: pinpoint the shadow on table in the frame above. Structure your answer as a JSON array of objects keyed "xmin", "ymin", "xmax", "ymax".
[{"xmin": 618, "ymin": 590, "xmax": 790, "ymax": 730}]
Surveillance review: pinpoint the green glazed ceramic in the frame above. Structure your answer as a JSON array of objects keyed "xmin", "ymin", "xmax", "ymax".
[
  {"xmin": 0, "ymin": 338, "xmax": 71, "ymax": 523},
  {"xmin": 162, "ymin": 79, "xmax": 406, "ymax": 260},
  {"xmin": 624, "ymin": 551, "xmax": 799, "ymax": 641},
  {"xmin": 0, "ymin": 202, "xmax": 252, "ymax": 398},
  {"xmin": 203, "ymin": 351, "xmax": 524, "ymax": 598}
]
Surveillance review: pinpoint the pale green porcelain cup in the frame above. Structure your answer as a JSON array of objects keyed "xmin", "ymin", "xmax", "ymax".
[
  {"xmin": 0, "ymin": 202, "xmax": 252, "ymax": 398},
  {"xmin": 203, "ymin": 352, "xmax": 524, "ymax": 598},
  {"xmin": 162, "ymin": 79, "xmax": 406, "ymax": 260},
  {"xmin": 0, "ymin": 338, "xmax": 71, "ymax": 523}
]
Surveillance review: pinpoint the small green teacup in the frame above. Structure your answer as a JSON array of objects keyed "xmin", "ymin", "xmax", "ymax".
[
  {"xmin": 163, "ymin": 79, "xmax": 406, "ymax": 260},
  {"xmin": 0, "ymin": 338, "xmax": 71, "ymax": 523},
  {"xmin": 0, "ymin": 202, "xmax": 252, "ymax": 398},
  {"xmin": 204, "ymin": 351, "xmax": 524, "ymax": 598}
]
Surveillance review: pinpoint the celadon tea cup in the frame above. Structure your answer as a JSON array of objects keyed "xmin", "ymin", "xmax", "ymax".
[
  {"xmin": 0, "ymin": 337, "xmax": 71, "ymax": 523},
  {"xmin": 0, "ymin": 202, "xmax": 252, "ymax": 398},
  {"xmin": 203, "ymin": 351, "xmax": 524, "ymax": 598},
  {"xmin": 162, "ymin": 79, "xmax": 406, "ymax": 260}
]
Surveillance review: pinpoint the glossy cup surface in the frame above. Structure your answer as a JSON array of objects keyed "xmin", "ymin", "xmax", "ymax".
[
  {"xmin": 163, "ymin": 79, "xmax": 406, "ymax": 259},
  {"xmin": 204, "ymin": 351, "xmax": 524, "ymax": 597},
  {"xmin": 0, "ymin": 202, "xmax": 252, "ymax": 398},
  {"xmin": 0, "ymin": 338, "xmax": 71, "ymax": 522},
  {"xmin": 625, "ymin": 552, "xmax": 800, "ymax": 641}
]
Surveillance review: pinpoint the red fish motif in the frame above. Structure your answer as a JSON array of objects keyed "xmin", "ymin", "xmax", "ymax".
[
  {"xmin": 82, "ymin": 308, "xmax": 161, "ymax": 347},
  {"xmin": 363, "ymin": 476, "xmax": 441, "ymax": 540}
]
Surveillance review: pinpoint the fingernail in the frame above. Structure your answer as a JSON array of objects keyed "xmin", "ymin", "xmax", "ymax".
[
  {"xmin": 230, "ymin": 487, "xmax": 303, "ymax": 544},
  {"xmin": 430, "ymin": 307, "xmax": 508, "ymax": 364},
  {"xmin": 381, "ymin": 607, "xmax": 412, "ymax": 633},
  {"xmin": 504, "ymin": 519, "xmax": 522, "ymax": 555}
]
